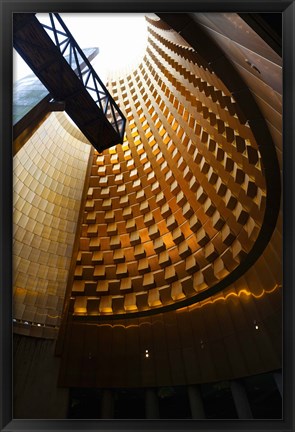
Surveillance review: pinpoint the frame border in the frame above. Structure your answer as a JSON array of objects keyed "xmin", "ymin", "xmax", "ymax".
[{"xmin": 1, "ymin": 1, "xmax": 294, "ymax": 431}]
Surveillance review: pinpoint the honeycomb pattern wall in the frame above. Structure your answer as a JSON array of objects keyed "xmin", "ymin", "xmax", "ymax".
[
  {"xmin": 69, "ymin": 18, "xmax": 268, "ymax": 317},
  {"xmin": 13, "ymin": 112, "xmax": 91, "ymax": 337}
]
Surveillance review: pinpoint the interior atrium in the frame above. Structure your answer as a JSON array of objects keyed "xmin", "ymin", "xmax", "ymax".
[{"xmin": 11, "ymin": 12, "xmax": 282, "ymax": 420}]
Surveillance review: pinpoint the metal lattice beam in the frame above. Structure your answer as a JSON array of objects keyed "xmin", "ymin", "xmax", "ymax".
[{"xmin": 14, "ymin": 13, "xmax": 126, "ymax": 152}]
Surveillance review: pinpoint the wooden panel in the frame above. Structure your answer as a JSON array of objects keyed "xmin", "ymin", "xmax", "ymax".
[
  {"xmin": 182, "ymin": 347, "xmax": 201, "ymax": 383},
  {"xmin": 109, "ymin": 322, "xmax": 127, "ymax": 387},
  {"xmin": 223, "ymin": 334, "xmax": 248, "ymax": 378},
  {"xmin": 138, "ymin": 317, "xmax": 156, "ymax": 386},
  {"xmin": 95, "ymin": 324, "xmax": 113, "ymax": 387},
  {"xmin": 125, "ymin": 320, "xmax": 141, "ymax": 387},
  {"xmin": 80, "ymin": 324, "xmax": 98, "ymax": 387}
]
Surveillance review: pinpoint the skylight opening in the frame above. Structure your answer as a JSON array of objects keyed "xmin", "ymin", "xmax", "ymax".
[
  {"xmin": 14, "ymin": 13, "xmax": 148, "ymax": 84},
  {"xmin": 59, "ymin": 13, "xmax": 148, "ymax": 82}
]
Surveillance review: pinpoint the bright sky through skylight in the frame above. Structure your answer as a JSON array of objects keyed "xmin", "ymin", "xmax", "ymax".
[{"xmin": 14, "ymin": 13, "xmax": 148, "ymax": 83}]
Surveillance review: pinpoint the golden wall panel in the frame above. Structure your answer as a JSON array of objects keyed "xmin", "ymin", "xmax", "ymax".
[
  {"xmin": 13, "ymin": 112, "xmax": 91, "ymax": 337},
  {"xmin": 66, "ymin": 17, "xmax": 279, "ymax": 318}
]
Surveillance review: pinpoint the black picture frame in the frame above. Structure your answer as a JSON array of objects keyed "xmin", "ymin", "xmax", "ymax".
[{"xmin": 1, "ymin": 1, "xmax": 294, "ymax": 431}]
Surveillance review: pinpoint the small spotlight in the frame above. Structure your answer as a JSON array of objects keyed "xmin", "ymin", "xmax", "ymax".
[
  {"xmin": 145, "ymin": 353, "xmax": 149, "ymax": 358},
  {"xmin": 24, "ymin": 321, "xmax": 29, "ymax": 325},
  {"xmin": 255, "ymin": 325, "xmax": 259, "ymax": 330},
  {"xmin": 145, "ymin": 349, "xmax": 149, "ymax": 353},
  {"xmin": 37, "ymin": 324, "xmax": 41, "ymax": 327}
]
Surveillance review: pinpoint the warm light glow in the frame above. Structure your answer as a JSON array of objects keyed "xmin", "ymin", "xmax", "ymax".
[
  {"xmin": 73, "ymin": 285, "xmax": 281, "ymax": 325},
  {"xmin": 125, "ymin": 305, "xmax": 138, "ymax": 312},
  {"xmin": 185, "ymin": 284, "xmax": 281, "ymax": 312},
  {"xmin": 74, "ymin": 308, "xmax": 87, "ymax": 314},
  {"xmin": 100, "ymin": 308, "xmax": 113, "ymax": 314}
]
